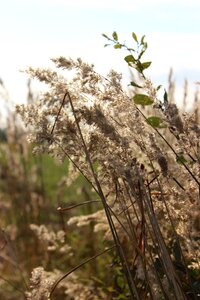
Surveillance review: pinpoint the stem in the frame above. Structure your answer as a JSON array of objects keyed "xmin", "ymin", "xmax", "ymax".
[{"xmin": 49, "ymin": 245, "xmax": 115, "ymax": 298}]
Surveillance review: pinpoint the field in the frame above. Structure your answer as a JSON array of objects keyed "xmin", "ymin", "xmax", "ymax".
[{"xmin": 0, "ymin": 32, "xmax": 200, "ymax": 299}]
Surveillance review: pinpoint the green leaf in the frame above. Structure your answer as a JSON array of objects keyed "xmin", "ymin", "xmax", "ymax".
[
  {"xmin": 132, "ymin": 32, "xmax": 138, "ymax": 42},
  {"xmin": 130, "ymin": 81, "xmax": 143, "ymax": 88},
  {"xmin": 176, "ymin": 155, "xmax": 187, "ymax": 164},
  {"xmin": 156, "ymin": 85, "xmax": 162, "ymax": 91},
  {"xmin": 114, "ymin": 43, "xmax": 122, "ymax": 49},
  {"xmin": 138, "ymin": 49, "xmax": 146, "ymax": 59},
  {"xmin": 104, "ymin": 44, "xmax": 110, "ymax": 47},
  {"xmin": 140, "ymin": 35, "xmax": 146, "ymax": 44},
  {"xmin": 135, "ymin": 61, "xmax": 144, "ymax": 73},
  {"xmin": 102, "ymin": 33, "xmax": 109, "ymax": 39},
  {"xmin": 141, "ymin": 61, "xmax": 152, "ymax": 70},
  {"xmin": 112, "ymin": 31, "xmax": 118, "ymax": 41},
  {"xmin": 164, "ymin": 89, "xmax": 168, "ymax": 106},
  {"xmin": 133, "ymin": 94, "xmax": 154, "ymax": 105},
  {"xmin": 124, "ymin": 55, "xmax": 135, "ymax": 64},
  {"xmin": 146, "ymin": 116, "xmax": 163, "ymax": 127},
  {"xmin": 143, "ymin": 42, "xmax": 148, "ymax": 49}
]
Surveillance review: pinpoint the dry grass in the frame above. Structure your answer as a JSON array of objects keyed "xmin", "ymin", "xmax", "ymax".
[{"xmin": 1, "ymin": 34, "xmax": 200, "ymax": 299}]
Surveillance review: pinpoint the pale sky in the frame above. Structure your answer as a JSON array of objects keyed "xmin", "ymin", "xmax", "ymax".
[{"xmin": 0, "ymin": 0, "xmax": 199, "ymax": 114}]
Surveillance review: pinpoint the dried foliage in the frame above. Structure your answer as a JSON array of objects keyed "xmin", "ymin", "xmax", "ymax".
[
  {"xmin": 1, "ymin": 32, "xmax": 200, "ymax": 299},
  {"xmin": 16, "ymin": 32, "xmax": 200, "ymax": 299}
]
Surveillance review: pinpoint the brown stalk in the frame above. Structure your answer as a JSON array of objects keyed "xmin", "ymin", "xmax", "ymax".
[
  {"xmin": 49, "ymin": 245, "xmax": 116, "ymax": 298},
  {"xmin": 139, "ymin": 178, "xmax": 186, "ymax": 299},
  {"xmin": 57, "ymin": 200, "xmax": 100, "ymax": 212},
  {"xmin": 140, "ymin": 133, "xmax": 196, "ymax": 298},
  {"xmin": 126, "ymin": 168, "xmax": 186, "ymax": 299},
  {"xmin": 66, "ymin": 90, "xmax": 140, "ymax": 299},
  {"xmin": 50, "ymin": 92, "xmax": 68, "ymax": 135}
]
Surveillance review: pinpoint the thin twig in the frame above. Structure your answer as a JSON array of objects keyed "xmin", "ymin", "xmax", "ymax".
[
  {"xmin": 49, "ymin": 245, "xmax": 115, "ymax": 298},
  {"xmin": 50, "ymin": 92, "xmax": 69, "ymax": 135},
  {"xmin": 57, "ymin": 200, "xmax": 100, "ymax": 212}
]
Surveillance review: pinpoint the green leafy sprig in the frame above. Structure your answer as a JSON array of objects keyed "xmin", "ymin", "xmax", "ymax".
[{"xmin": 102, "ymin": 31, "xmax": 151, "ymax": 80}]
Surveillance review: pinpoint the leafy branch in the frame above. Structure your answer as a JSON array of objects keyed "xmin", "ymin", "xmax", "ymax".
[{"xmin": 102, "ymin": 31, "xmax": 151, "ymax": 80}]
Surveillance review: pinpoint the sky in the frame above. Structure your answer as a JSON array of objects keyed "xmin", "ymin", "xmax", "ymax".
[{"xmin": 0, "ymin": 0, "xmax": 200, "ymax": 116}]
